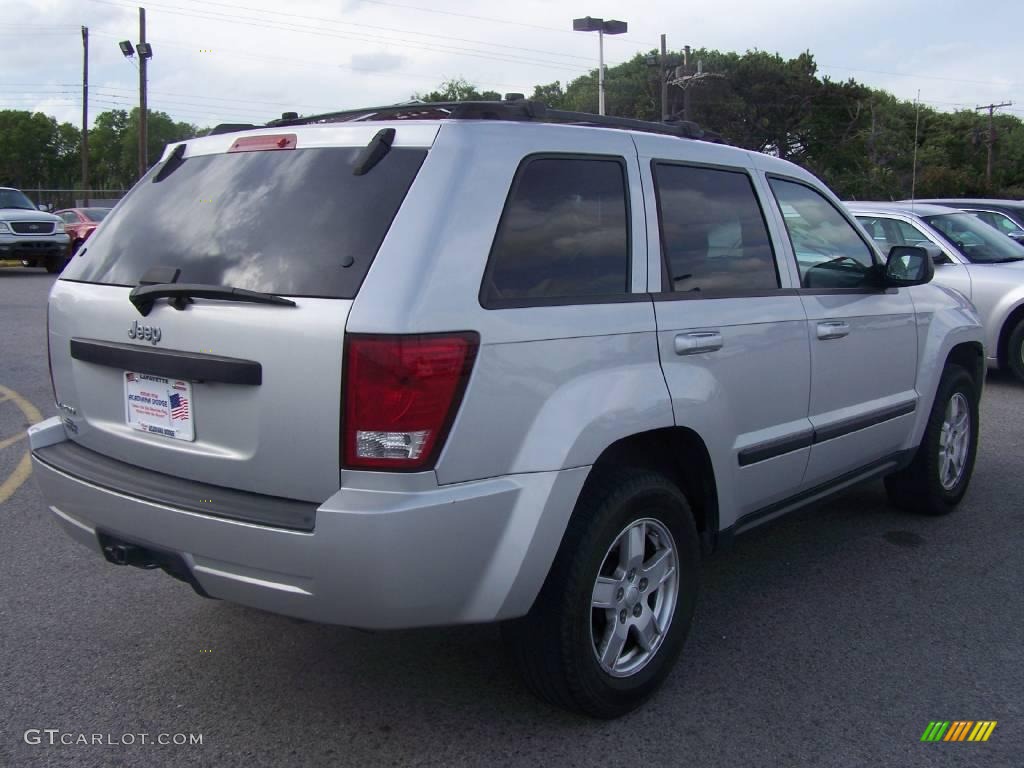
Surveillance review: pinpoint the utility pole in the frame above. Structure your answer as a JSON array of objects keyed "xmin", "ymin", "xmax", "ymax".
[
  {"xmin": 682, "ymin": 46, "xmax": 691, "ymax": 121},
  {"xmin": 138, "ymin": 7, "xmax": 148, "ymax": 178},
  {"xmin": 975, "ymin": 101, "xmax": 1012, "ymax": 189},
  {"xmin": 659, "ymin": 34, "xmax": 668, "ymax": 121},
  {"xmin": 668, "ymin": 47, "xmax": 722, "ymax": 123},
  {"xmin": 81, "ymin": 26, "xmax": 89, "ymax": 197}
]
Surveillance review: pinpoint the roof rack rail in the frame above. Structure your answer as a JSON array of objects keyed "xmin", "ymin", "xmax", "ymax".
[{"xmin": 265, "ymin": 101, "xmax": 722, "ymax": 142}]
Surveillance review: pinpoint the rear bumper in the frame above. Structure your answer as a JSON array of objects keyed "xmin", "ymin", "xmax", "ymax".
[{"xmin": 29, "ymin": 417, "xmax": 588, "ymax": 629}]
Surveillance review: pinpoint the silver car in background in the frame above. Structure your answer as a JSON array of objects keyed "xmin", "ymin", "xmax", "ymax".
[
  {"xmin": 849, "ymin": 201, "xmax": 1024, "ymax": 381},
  {"xmin": 911, "ymin": 198, "xmax": 1024, "ymax": 244}
]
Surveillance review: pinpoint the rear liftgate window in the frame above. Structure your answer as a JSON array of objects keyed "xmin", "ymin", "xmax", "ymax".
[
  {"xmin": 61, "ymin": 144, "xmax": 427, "ymax": 299},
  {"xmin": 481, "ymin": 155, "xmax": 630, "ymax": 306}
]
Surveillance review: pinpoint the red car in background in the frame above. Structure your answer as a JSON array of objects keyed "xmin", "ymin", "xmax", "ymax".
[{"xmin": 54, "ymin": 207, "xmax": 111, "ymax": 253}]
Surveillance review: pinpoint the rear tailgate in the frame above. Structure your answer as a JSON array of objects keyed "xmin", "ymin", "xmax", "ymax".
[
  {"xmin": 48, "ymin": 283, "xmax": 349, "ymax": 501},
  {"xmin": 50, "ymin": 124, "xmax": 436, "ymax": 503}
]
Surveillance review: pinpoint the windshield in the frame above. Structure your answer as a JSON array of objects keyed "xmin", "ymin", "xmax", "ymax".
[
  {"xmin": 82, "ymin": 208, "xmax": 111, "ymax": 221},
  {"xmin": 61, "ymin": 146, "xmax": 427, "ymax": 298},
  {"xmin": 923, "ymin": 212, "xmax": 1024, "ymax": 263},
  {"xmin": 0, "ymin": 188, "xmax": 36, "ymax": 210}
]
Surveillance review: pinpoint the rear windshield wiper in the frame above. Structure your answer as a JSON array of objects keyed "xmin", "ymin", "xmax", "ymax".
[{"xmin": 129, "ymin": 282, "xmax": 297, "ymax": 316}]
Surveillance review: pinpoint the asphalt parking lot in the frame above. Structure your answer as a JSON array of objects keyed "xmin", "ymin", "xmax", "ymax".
[{"xmin": 0, "ymin": 269, "xmax": 1021, "ymax": 768}]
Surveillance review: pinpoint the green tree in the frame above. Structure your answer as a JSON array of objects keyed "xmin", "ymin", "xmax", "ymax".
[
  {"xmin": 0, "ymin": 110, "xmax": 80, "ymax": 188},
  {"xmin": 414, "ymin": 78, "xmax": 501, "ymax": 102},
  {"xmin": 88, "ymin": 109, "xmax": 197, "ymax": 187}
]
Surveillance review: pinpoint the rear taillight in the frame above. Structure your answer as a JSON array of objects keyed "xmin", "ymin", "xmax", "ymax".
[{"xmin": 342, "ymin": 333, "xmax": 478, "ymax": 471}]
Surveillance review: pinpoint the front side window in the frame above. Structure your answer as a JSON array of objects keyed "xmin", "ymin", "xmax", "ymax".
[
  {"xmin": 855, "ymin": 215, "xmax": 932, "ymax": 253},
  {"xmin": 769, "ymin": 178, "xmax": 876, "ymax": 289},
  {"xmin": 482, "ymin": 156, "xmax": 629, "ymax": 305},
  {"xmin": 973, "ymin": 210, "xmax": 1024, "ymax": 237},
  {"xmin": 923, "ymin": 212, "xmax": 1024, "ymax": 263},
  {"xmin": 653, "ymin": 163, "xmax": 778, "ymax": 295}
]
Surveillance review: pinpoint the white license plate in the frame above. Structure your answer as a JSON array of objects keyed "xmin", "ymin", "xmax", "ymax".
[{"xmin": 124, "ymin": 372, "xmax": 195, "ymax": 441}]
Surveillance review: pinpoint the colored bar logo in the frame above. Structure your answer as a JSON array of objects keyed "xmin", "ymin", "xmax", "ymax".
[{"xmin": 921, "ymin": 721, "xmax": 997, "ymax": 742}]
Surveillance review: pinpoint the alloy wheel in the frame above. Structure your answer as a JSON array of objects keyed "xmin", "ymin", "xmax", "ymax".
[{"xmin": 590, "ymin": 518, "xmax": 679, "ymax": 678}]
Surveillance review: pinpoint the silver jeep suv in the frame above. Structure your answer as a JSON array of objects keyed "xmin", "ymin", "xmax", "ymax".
[{"xmin": 29, "ymin": 102, "xmax": 985, "ymax": 718}]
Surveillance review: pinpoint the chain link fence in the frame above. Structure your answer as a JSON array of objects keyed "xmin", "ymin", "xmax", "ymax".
[{"xmin": 19, "ymin": 188, "xmax": 129, "ymax": 211}]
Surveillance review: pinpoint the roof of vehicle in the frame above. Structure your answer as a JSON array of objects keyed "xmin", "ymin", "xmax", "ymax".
[
  {"xmin": 907, "ymin": 198, "xmax": 1024, "ymax": 209},
  {"xmin": 55, "ymin": 207, "xmax": 111, "ymax": 215},
  {"xmin": 845, "ymin": 201, "xmax": 960, "ymax": 217},
  {"xmin": 178, "ymin": 101, "xmax": 823, "ymax": 186},
  {"xmin": 179, "ymin": 114, "xmax": 757, "ymax": 161},
  {"xmin": 261, "ymin": 99, "xmax": 723, "ymax": 142}
]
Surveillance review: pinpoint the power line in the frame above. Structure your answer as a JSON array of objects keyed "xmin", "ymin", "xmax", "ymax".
[
  {"xmin": 88, "ymin": 30, "xmax": 531, "ymax": 91},
  {"xmin": 135, "ymin": 0, "xmax": 598, "ymax": 64},
  {"xmin": 85, "ymin": 0, "xmax": 591, "ymax": 73}
]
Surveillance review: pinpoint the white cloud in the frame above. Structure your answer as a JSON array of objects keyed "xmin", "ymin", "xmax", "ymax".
[{"xmin": 1, "ymin": 0, "xmax": 1021, "ymax": 130}]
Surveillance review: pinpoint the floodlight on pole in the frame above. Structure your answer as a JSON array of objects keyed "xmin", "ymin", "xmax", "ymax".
[
  {"xmin": 572, "ymin": 16, "xmax": 627, "ymax": 115},
  {"xmin": 116, "ymin": 8, "xmax": 153, "ymax": 179}
]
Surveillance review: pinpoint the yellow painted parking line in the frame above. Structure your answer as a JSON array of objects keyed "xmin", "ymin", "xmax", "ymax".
[
  {"xmin": 0, "ymin": 431, "xmax": 27, "ymax": 451},
  {"xmin": 0, "ymin": 452, "xmax": 32, "ymax": 505},
  {"xmin": 0, "ymin": 384, "xmax": 45, "ymax": 504},
  {"xmin": 0, "ymin": 384, "xmax": 43, "ymax": 423}
]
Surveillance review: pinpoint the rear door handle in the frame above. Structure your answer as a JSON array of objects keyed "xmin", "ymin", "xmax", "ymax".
[
  {"xmin": 817, "ymin": 320, "xmax": 850, "ymax": 340},
  {"xmin": 674, "ymin": 331, "xmax": 723, "ymax": 355}
]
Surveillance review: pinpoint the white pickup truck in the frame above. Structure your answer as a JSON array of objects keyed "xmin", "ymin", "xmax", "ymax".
[{"xmin": 0, "ymin": 187, "xmax": 70, "ymax": 272}]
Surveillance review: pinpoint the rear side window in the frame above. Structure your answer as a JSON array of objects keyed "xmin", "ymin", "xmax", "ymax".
[
  {"xmin": 653, "ymin": 163, "xmax": 778, "ymax": 295},
  {"xmin": 61, "ymin": 146, "xmax": 427, "ymax": 299},
  {"xmin": 482, "ymin": 156, "xmax": 629, "ymax": 306}
]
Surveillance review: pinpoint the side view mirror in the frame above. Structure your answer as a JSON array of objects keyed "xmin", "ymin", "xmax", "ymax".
[
  {"xmin": 37, "ymin": 203, "xmax": 50, "ymax": 212},
  {"xmin": 885, "ymin": 245, "xmax": 934, "ymax": 287}
]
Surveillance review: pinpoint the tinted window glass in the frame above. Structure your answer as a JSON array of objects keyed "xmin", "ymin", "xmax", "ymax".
[
  {"xmin": 769, "ymin": 178, "xmax": 876, "ymax": 289},
  {"xmin": 855, "ymin": 215, "xmax": 931, "ymax": 251},
  {"xmin": 923, "ymin": 212, "xmax": 1024, "ymax": 263},
  {"xmin": 654, "ymin": 164, "xmax": 778, "ymax": 294},
  {"xmin": 972, "ymin": 210, "xmax": 1023, "ymax": 236},
  {"xmin": 61, "ymin": 147, "xmax": 427, "ymax": 298},
  {"xmin": 0, "ymin": 188, "xmax": 35, "ymax": 210},
  {"xmin": 82, "ymin": 208, "xmax": 110, "ymax": 221},
  {"xmin": 483, "ymin": 157, "xmax": 629, "ymax": 304}
]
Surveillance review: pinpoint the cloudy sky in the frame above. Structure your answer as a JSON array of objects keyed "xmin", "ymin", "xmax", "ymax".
[{"xmin": 2, "ymin": 0, "xmax": 1022, "ymax": 129}]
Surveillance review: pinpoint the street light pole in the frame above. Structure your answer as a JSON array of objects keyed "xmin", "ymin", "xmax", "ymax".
[
  {"xmin": 572, "ymin": 17, "xmax": 627, "ymax": 116},
  {"xmin": 138, "ymin": 6, "xmax": 147, "ymax": 178},
  {"xmin": 118, "ymin": 10, "xmax": 154, "ymax": 181}
]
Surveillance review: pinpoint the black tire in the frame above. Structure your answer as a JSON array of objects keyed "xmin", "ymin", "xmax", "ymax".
[
  {"xmin": 1008, "ymin": 319, "xmax": 1024, "ymax": 384},
  {"xmin": 44, "ymin": 254, "xmax": 65, "ymax": 274},
  {"xmin": 502, "ymin": 468, "xmax": 700, "ymax": 719},
  {"xmin": 884, "ymin": 365, "xmax": 978, "ymax": 515}
]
